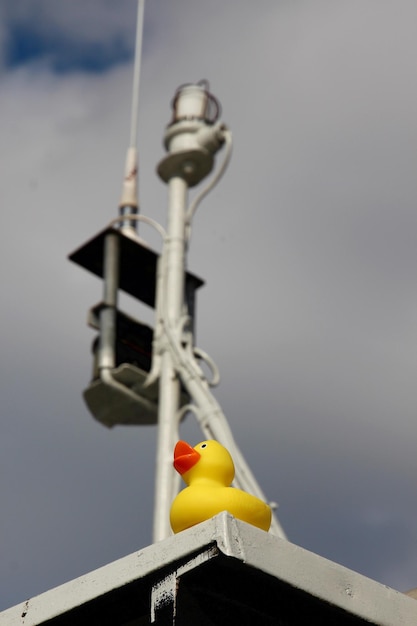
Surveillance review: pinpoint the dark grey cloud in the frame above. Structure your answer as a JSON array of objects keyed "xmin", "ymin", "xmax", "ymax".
[{"xmin": 1, "ymin": 0, "xmax": 416, "ymax": 612}]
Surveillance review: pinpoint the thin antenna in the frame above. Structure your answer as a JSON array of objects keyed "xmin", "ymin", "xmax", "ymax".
[
  {"xmin": 129, "ymin": 0, "xmax": 146, "ymax": 148},
  {"xmin": 119, "ymin": 0, "xmax": 146, "ymax": 228}
]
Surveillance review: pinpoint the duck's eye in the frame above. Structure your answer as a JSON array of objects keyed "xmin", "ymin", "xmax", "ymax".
[{"xmin": 200, "ymin": 443, "xmax": 207, "ymax": 449}]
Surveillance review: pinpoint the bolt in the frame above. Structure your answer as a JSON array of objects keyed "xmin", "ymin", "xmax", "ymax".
[{"xmin": 182, "ymin": 161, "xmax": 195, "ymax": 176}]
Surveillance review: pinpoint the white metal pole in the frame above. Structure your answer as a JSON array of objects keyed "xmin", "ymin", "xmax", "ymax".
[
  {"xmin": 97, "ymin": 232, "xmax": 119, "ymax": 371},
  {"xmin": 153, "ymin": 176, "xmax": 188, "ymax": 542}
]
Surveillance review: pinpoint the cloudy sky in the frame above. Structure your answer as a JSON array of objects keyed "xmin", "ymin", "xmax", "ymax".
[{"xmin": 1, "ymin": 0, "xmax": 417, "ymax": 611}]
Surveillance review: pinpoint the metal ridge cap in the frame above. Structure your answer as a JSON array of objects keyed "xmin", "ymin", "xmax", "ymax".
[
  {"xmin": 0, "ymin": 514, "xmax": 237, "ymax": 624},
  {"xmin": 230, "ymin": 517, "xmax": 417, "ymax": 626},
  {"xmin": 3, "ymin": 514, "xmax": 416, "ymax": 626}
]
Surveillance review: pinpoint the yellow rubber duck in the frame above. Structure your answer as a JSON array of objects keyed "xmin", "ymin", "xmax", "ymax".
[{"xmin": 170, "ymin": 439, "xmax": 272, "ymax": 533}]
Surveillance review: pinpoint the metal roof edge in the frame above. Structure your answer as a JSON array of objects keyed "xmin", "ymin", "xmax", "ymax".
[
  {"xmin": 230, "ymin": 517, "xmax": 417, "ymax": 626},
  {"xmin": 1, "ymin": 512, "xmax": 416, "ymax": 625}
]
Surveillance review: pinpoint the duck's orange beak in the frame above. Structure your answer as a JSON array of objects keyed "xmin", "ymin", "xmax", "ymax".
[{"xmin": 173, "ymin": 440, "xmax": 201, "ymax": 475}]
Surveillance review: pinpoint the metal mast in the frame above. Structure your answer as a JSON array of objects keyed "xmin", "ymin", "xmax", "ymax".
[
  {"xmin": 153, "ymin": 83, "xmax": 230, "ymax": 540},
  {"xmin": 153, "ymin": 83, "xmax": 286, "ymax": 540},
  {"xmin": 68, "ymin": 1, "xmax": 287, "ymax": 543}
]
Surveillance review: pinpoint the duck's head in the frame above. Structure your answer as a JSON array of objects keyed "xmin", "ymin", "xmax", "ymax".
[{"xmin": 173, "ymin": 440, "xmax": 235, "ymax": 486}]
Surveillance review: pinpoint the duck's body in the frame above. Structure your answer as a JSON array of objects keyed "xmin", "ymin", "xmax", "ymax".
[
  {"xmin": 170, "ymin": 482, "xmax": 271, "ymax": 533},
  {"xmin": 170, "ymin": 440, "xmax": 271, "ymax": 533}
]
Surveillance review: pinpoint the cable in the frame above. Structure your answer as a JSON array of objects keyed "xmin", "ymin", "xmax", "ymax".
[
  {"xmin": 185, "ymin": 128, "xmax": 233, "ymax": 243},
  {"xmin": 107, "ymin": 214, "xmax": 167, "ymax": 240}
]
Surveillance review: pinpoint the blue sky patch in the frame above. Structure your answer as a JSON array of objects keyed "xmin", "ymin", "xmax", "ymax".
[{"xmin": 6, "ymin": 22, "xmax": 133, "ymax": 74}]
